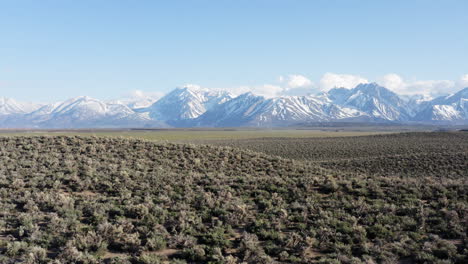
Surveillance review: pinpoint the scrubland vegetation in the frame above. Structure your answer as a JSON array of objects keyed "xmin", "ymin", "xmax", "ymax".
[
  {"xmin": 0, "ymin": 133, "xmax": 467, "ymax": 263},
  {"xmin": 208, "ymin": 132, "xmax": 468, "ymax": 177},
  {"xmin": 0, "ymin": 129, "xmax": 389, "ymax": 143}
]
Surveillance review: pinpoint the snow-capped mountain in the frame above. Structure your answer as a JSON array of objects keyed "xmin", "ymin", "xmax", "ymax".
[
  {"xmin": 195, "ymin": 92, "xmax": 268, "ymax": 127},
  {"xmin": 4, "ymin": 96, "xmax": 165, "ymax": 128},
  {"xmin": 414, "ymin": 88, "xmax": 468, "ymax": 122},
  {"xmin": 0, "ymin": 84, "xmax": 467, "ymax": 128},
  {"xmin": 140, "ymin": 85, "xmax": 233, "ymax": 126},
  {"xmin": 324, "ymin": 83, "xmax": 412, "ymax": 121},
  {"xmin": 195, "ymin": 93, "xmax": 365, "ymax": 127},
  {"xmin": 0, "ymin": 97, "xmax": 42, "ymax": 116},
  {"xmin": 108, "ymin": 94, "xmax": 161, "ymax": 109}
]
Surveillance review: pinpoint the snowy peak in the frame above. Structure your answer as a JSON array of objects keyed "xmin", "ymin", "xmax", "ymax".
[
  {"xmin": 354, "ymin": 82, "xmax": 393, "ymax": 94},
  {"xmin": 36, "ymin": 96, "xmax": 142, "ymax": 121},
  {"xmin": 349, "ymin": 83, "xmax": 404, "ymax": 107},
  {"xmin": 143, "ymin": 86, "xmax": 233, "ymax": 124},
  {"xmin": 438, "ymin": 87, "xmax": 468, "ymax": 104},
  {"xmin": 196, "ymin": 93, "xmax": 365, "ymax": 127},
  {"xmin": 19, "ymin": 96, "xmax": 158, "ymax": 128},
  {"xmin": 415, "ymin": 87, "xmax": 468, "ymax": 122},
  {"xmin": 194, "ymin": 92, "xmax": 267, "ymax": 127},
  {"xmin": 1, "ymin": 84, "xmax": 468, "ymax": 128},
  {"xmin": 49, "ymin": 96, "xmax": 107, "ymax": 118},
  {"xmin": 325, "ymin": 83, "xmax": 411, "ymax": 121},
  {"xmin": 324, "ymin": 88, "xmax": 352, "ymax": 104},
  {"xmin": 109, "ymin": 96, "xmax": 159, "ymax": 109},
  {"xmin": 0, "ymin": 97, "xmax": 41, "ymax": 115}
]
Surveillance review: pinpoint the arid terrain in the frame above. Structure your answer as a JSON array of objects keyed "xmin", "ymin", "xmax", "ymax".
[{"xmin": 0, "ymin": 131, "xmax": 467, "ymax": 263}]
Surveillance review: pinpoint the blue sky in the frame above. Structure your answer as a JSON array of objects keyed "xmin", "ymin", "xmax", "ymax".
[{"xmin": 1, "ymin": 0, "xmax": 468, "ymax": 101}]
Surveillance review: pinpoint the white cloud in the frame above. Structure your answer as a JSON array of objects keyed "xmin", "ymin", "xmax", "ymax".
[
  {"xmin": 254, "ymin": 84, "xmax": 285, "ymax": 98},
  {"xmin": 280, "ymin": 74, "xmax": 313, "ymax": 89},
  {"xmin": 129, "ymin": 90, "xmax": 145, "ymax": 98},
  {"xmin": 276, "ymin": 74, "xmax": 316, "ymax": 96},
  {"xmin": 224, "ymin": 75, "xmax": 314, "ymax": 98},
  {"xmin": 180, "ymin": 84, "xmax": 203, "ymax": 91},
  {"xmin": 226, "ymin": 84, "xmax": 285, "ymax": 98},
  {"xmin": 126, "ymin": 90, "xmax": 164, "ymax": 100},
  {"xmin": 184, "ymin": 73, "xmax": 468, "ymax": 100},
  {"xmin": 379, "ymin": 73, "xmax": 405, "ymax": 93},
  {"xmin": 378, "ymin": 74, "xmax": 456, "ymax": 96},
  {"xmin": 110, "ymin": 90, "xmax": 164, "ymax": 108},
  {"xmin": 408, "ymin": 80, "xmax": 455, "ymax": 96},
  {"xmin": 319, "ymin": 73, "xmax": 369, "ymax": 91},
  {"xmin": 459, "ymin": 74, "xmax": 468, "ymax": 88}
]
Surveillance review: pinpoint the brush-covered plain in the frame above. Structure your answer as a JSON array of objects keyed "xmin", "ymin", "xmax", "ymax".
[
  {"xmin": 206, "ymin": 132, "xmax": 468, "ymax": 178},
  {"xmin": 0, "ymin": 132, "xmax": 467, "ymax": 263}
]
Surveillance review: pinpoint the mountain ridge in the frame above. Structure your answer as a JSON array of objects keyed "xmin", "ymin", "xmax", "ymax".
[{"xmin": 1, "ymin": 84, "xmax": 468, "ymax": 128}]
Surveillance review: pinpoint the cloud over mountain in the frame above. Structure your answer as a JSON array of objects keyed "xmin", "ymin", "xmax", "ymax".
[
  {"xmin": 459, "ymin": 74, "xmax": 468, "ymax": 87},
  {"xmin": 378, "ymin": 74, "xmax": 458, "ymax": 97},
  {"xmin": 318, "ymin": 73, "xmax": 369, "ymax": 91},
  {"xmin": 280, "ymin": 74, "xmax": 313, "ymax": 89},
  {"xmin": 146, "ymin": 73, "xmax": 468, "ymax": 101}
]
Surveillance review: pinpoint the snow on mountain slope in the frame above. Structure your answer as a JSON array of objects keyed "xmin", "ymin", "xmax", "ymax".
[
  {"xmin": 108, "ymin": 95, "xmax": 160, "ymax": 109},
  {"xmin": 1, "ymin": 85, "xmax": 468, "ymax": 128},
  {"xmin": 49, "ymin": 96, "xmax": 108, "ymax": 118},
  {"xmin": 323, "ymin": 88, "xmax": 351, "ymax": 105},
  {"xmin": 16, "ymin": 96, "xmax": 164, "ymax": 128},
  {"xmin": 142, "ymin": 85, "xmax": 233, "ymax": 125},
  {"xmin": 431, "ymin": 105, "xmax": 461, "ymax": 120},
  {"xmin": 195, "ymin": 93, "xmax": 366, "ymax": 127},
  {"xmin": 431, "ymin": 87, "xmax": 468, "ymax": 105},
  {"xmin": 261, "ymin": 96, "xmax": 330, "ymax": 122},
  {"xmin": 414, "ymin": 87, "xmax": 468, "ymax": 122},
  {"xmin": 252, "ymin": 96, "xmax": 366, "ymax": 126},
  {"xmin": 0, "ymin": 97, "xmax": 42, "ymax": 116},
  {"xmin": 194, "ymin": 92, "xmax": 268, "ymax": 127},
  {"xmin": 325, "ymin": 83, "xmax": 412, "ymax": 121}
]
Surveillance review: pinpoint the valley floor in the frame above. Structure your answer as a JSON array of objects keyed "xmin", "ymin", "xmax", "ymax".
[
  {"xmin": 0, "ymin": 126, "xmax": 428, "ymax": 142},
  {"xmin": 0, "ymin": 131, "xmax": 466, "ymax": 263}
]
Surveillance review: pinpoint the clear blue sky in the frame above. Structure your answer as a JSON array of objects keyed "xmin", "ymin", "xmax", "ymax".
[{"xmin": 1, "ymin": 0, "xmax": 467, "ymax": 101}]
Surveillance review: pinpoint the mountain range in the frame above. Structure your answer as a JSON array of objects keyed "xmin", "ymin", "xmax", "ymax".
[{"xmin": 1, "ymin": 83, "xmax": 468, "ymax": 128}]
